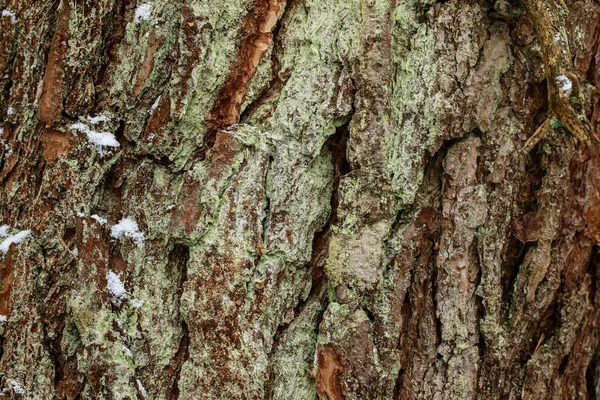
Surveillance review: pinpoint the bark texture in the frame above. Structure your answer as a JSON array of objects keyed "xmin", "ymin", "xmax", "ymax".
[{"xmin": 1, "ymin": 0, "xmax": 600, "ymax": 399}]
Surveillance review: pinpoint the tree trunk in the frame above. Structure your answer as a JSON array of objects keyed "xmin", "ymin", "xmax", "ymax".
[{"xmin": 1, "ymin": 0, "xmax": 599, "ymax": 398}]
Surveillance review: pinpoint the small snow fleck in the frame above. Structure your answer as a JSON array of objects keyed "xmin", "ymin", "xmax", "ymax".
[
  {"xmin": 87, "ymin": 115, "xmax": 110, "ymax": 125},
  {"xmin": 106, "ymin": 270, "xmax": 127, "ymax": 304},
  {"xmin": 77, "ymin": 211, "xmax": 86, "ymax": 217},
  {"xmin": 134, "ymin": 3, "xmax": 152, "ymax": 22},
  {"xmin": 131, "ymin": 299, "xmax": 144, "ymax": 308},
  {"xmin": 9, "ymin": 380, "xmax": 24, "ymax": 395},
  {"xmin": 0, "ymin": 225, "xmax": 9, "ymax": 238},
  {"xmin": 86, "ymin": 131, "xmax": 120, "ymax": 148},
  {"xmin": 91, "ymin": 214, "xmax": 108, "ymax": 225},
  {"xmin": 70, "ymin": 122, "xmax": 119, "ymax": 155},
  {"xmin": 72, "ymin": 247, "xmax": 79, "ymax": 257},
  {"xmin": 166, "ymin": 204, "xmax": 175, "ymax": 211},
  {"xmin": 0, "ymin": 138, "xmax": 12, "ymax": 157},
  {"xmin": 6, "ymin": 107, "xmax": 13, "ymax": 116},
  {"xmin": 1, "ymin": 9, "xmax": 15, "ymax": 24},
  {"xmin": 1, "ymin": 230, "xmax": 31, "ymax": 254},
  {"xmin": 149, "ymin": 95, "xmax": 161, "ymax": 113},
  {"xmin": 0, "ymin": 315, "xmax": 7, "ymax": 322},
  {"xmin": 556, "ymin": 74, "xmax": 572, "ymax": 92},
  {"xmin": 137, "ymin": 379, "xmax": 148, "ymax": 398},
  {"xmin": 554, "ymin": 32, "xmax": 562, "ymax": 43},
  {"xmin": 111, "ymin": 218, "xmax": 145, "ymax": 247},
  {"xmin": 122, "ymin": 344, "xmax": 133, "ymax": 357}
]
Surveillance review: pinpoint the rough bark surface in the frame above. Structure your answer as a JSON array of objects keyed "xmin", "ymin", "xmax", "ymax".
[{"xmin": 1, "ymin": 0, "xmax": 600, "ymax": 399}]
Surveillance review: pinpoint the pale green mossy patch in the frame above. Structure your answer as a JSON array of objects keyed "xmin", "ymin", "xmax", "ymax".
[{"xmin": 268, "ymin": 285, "xmax": 327, "ymax": 400}]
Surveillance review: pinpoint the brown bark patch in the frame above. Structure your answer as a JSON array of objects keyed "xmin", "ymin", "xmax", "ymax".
[
  {"xmin": 133, "ymin": 38, "xmax": 164, "ymax": 97},
  {"xmin": 207, "ymin": 0, "xmax": 283, "ymax": 131},
  {"xmin": 38, "ymin": 2, "xmax": 71, "ymax": 125},
  {"xmin": 0, "ymin": 247, "xmax": 15, "ymax": 316},
  {"xmin": 512, "ymin": 211, "xmax": 541, "ymax": 243},
  {"xmin": 585, "ymin": 204, "xmax": 600, "ymax": 246},
  {"xmin": 316, "ymin": 344, "xmax": 347, "ymax": 400},
  {"xmin": 207, "ymin": 131, "xmax": 240, "ymax": 180},
  {"xmin": 41, "ymin": 129, "xmax": 75, "ymax": 162},
  {"xmin": 143, "ymin": 92, "xmax": 172, "ymax": 142}
]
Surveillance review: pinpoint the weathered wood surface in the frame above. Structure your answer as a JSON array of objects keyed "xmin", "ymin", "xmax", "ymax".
[{"xmin": 1, "ymin": 0, "xmax": 600, "ymax": 398}]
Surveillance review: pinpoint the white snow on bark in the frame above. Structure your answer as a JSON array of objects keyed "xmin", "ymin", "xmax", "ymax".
[
  {"xmin": 91, "ymin": 214, "xmax": 108, "ymax": 225},
  {"xmin": 111, "ymin": 218, "xmax": 145, "ymax": 247},
  {"xmin": 134, "ymin": 4, "xmax": 152, "ymax": 22},
  {"xmin": 9, "ymin": 380, "xmax": 24, "ymax": 395},
  {"xmin": 556, "ymin": 74, "xmax": 573, "ymax": 92},
  {"xmin": 106, "ymin": 270, "xmax": 127, "ymax": 305},
  {"xmin": 137, "ymin": 379, "xmax": 148, "ymax": 398},
  {"xmin": 87, "ymin": 115, "xmax": 110, "ymax": 125},
  {"xmin": 0, "ymin": 230, "xmax": 31, "ymax": 254},
  {"xmin": 1, "ymin": 9, "xmax": 15, "ymax": 24},
  {"xmin": 70, "ymin": 122, "xmax": 119, "ymax": 155},
  {"xmin": 149, "ymin": 95, "xmax": 161, "ymax": 113}
]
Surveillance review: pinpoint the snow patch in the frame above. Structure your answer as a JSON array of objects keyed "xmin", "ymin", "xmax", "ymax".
[
  {"xmin": 554, "ymin": 32, "xmax": 562, "ymax": 43},
  {"xmin": 0, "ymin": 225, "xmax": 9, "ymax": 238},
  {"xmin": 135, "ymin": 3, "xmax": 152, "ymax": 22},
  {"xmin": 166, "ymin": 204, "xmax": 175, "ymax": 211},
  {"xmin": 131, "ymin": 298, "xmax": 144, "ymax": 308},
  {"xmin": 0, "ymin": 315, "xmax": 7, "ymax": 322},
  {"xmin": 1, "ymin": 230, "xmax": 31, "ymax": 254},
  {"xmin": 9, "ymin": 380, "xmax": 24, "ymax": 395},
  {"xmin": 86, "ymin": 131, "xmax": 120, "ymax": 148},
  {"xmin": 1, "ymin": 9, "xmax": 15, "ymax": 24},
  {"xmin": 6, "ymin": 107, "xmax": 13, "ymax": 116},
  {"xmin": 555, "ymin": 74, "xmax": 573, "ymax": 92},
  {"xmin": 70, "ymin": 122, "xmax": 119, "ymax": 156},
  {"xmin": 106, "ymin": 270, "xmax": 127, "ymax": 305},
  {"xmin": 91, "ymin": 214, "xmax": 108, "ymax": 225},
  {"xmin": 0, "ymin": 138, "xmax": 13, "ymax": 157},
  {"xmin": 137, "ymin": 379, "xmax": 148, "ymax": 398},
  {"xmin": 87, "ymin": 114, "xmax": 110, "ymax": 125},
  {"xmin": 111, "ymin": 218, "xmax": 145, "ymax": 247},
  {"xmin": 122, "ymin": 344, "xmax": 133, "ymax": 358},
  {"xmin": 149, "ymin": 95, "xmax": 161, "ymax": 113}
]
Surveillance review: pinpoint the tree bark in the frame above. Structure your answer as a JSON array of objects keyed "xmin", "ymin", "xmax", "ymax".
[{"xmin": 1, "ymin": 0, "xmax": 599, "ymax": 399}]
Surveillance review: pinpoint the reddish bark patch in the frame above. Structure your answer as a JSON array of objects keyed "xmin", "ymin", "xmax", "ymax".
[
  {"xmin": 41, "ymin": 129, "xmax": 76, "ymax": 162},
  {"xmin": 585, "ymin": 204, "xmax": 600, "ymax": 245},
  {"xmin": 38, "ymin": 2, "xmax": 71, "ymax": 125},
  {"xmin": 207, "ymin": 0, "xmax": 283, "ymax": 131},
  {"xmin": 316, "ymin": 344, "xmax": 347, "ymax": 400},
  {"xmin": 207, "ymin": 131, "xmax": 240, "ymax": 180},
  {"xmin": 143, "ymin": 92, "xmax": 172, "ymax": 142},
  {"xmin": 512, "ymin": 211, "xmax": 541, "ymax": 243},
  {"xmin": 0, "ymin": 247, "xmax": 15, "ymax": 317},
  {"xmin": 133, "ymin": 38, "xmax": 164, "ymax": 97}
]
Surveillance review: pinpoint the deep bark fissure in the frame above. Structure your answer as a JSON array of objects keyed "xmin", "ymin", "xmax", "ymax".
[
  {"xmin": 585, "ymin": 250, "xmax": 600, "ymax": 398},
  {"xmin": 168, "ymin": 242, "xmax": 191, "ymax": 400},
  {"xmin": 390, "ymin": 141, "xmax": 446, "ymax": 399},
  {"xmin": 268, "ymin": 119, "xmax": 351, "ymax": 346},
  {"xmin": 207, "ymin": 0, "xmax": 285, "ymax": 132},
  {"xmin": 238, "ymin": 0, "xmax": 299, "ymax": 125}
]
